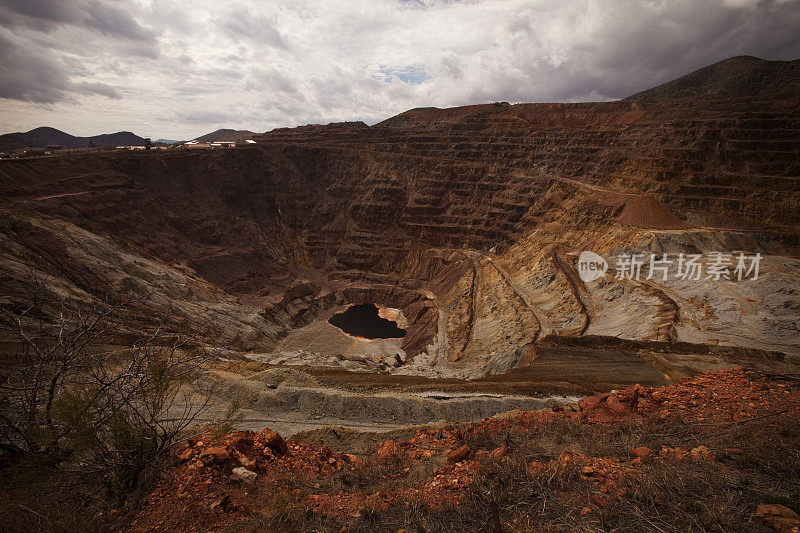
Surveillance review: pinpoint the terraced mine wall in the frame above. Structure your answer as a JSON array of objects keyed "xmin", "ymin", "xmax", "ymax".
[{"xmin": 1, "ymin": 93, "xmax": 798, "ymax": 377}]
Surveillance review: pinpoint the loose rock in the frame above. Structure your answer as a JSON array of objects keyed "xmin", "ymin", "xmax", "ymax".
[
  {"xmin": 255, "ymin": 428, "xmax": 288, "ymax": 456},
  {"xmin": 230, "ymin": 467, "xmax": 257, "ymax": 484},
  {"xmin": 447, "ymin": 445, "xmax": 472, "ymax": 464},
  {"xmin": 630, "ymin": 446, "xmax": 652, "ymax": 459},
  {"xmin": 752, "ymin": 503, "xmax": 800, "ymax": 533}
]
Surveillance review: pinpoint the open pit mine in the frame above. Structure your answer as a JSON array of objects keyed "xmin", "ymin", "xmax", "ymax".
[{"xmin": 1, "ymin": 56, "xmax": 800, "ymax": 531}]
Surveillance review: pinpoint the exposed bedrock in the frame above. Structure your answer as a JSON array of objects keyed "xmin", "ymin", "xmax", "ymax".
[{"xmin": 1, "ymin": 93, "xmax": 798, "ymax": 378}]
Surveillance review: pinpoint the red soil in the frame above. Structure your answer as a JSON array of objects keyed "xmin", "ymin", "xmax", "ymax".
[
  {"xmin": 615, "ymin": 195, "xmax": 693, "ymax": 230},
  {"xmin": 128, "ymin": 368, "xmax": 800, "ymax": 531}
]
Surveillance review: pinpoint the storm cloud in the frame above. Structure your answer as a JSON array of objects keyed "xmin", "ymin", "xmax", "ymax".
[{"xmin": 0, "ymin": 0, "xmax": 798, "ymax": 139}]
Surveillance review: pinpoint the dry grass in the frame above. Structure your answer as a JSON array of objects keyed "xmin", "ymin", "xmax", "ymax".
[
  {"xmin": 0, "ymin": 454, "xmax": 167, "ymax": 532},
  {"xmin": 311, "ymin": 416, "xmax": 799, "ymax": 532},
  {"xmin": 5, "ymin": 409, "xmax": 798, "ymax": 531}
]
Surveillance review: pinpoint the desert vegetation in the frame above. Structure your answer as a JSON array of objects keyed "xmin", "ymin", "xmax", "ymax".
[
  {"xmin": 337, "ymin": 418, "xmax": 800, "ymax": 532},
  {"xmin": 122, "ymin": 368, "xmax": 800, "ymax": 532},
  {"xmin": 0, "ymin": 286, "xmax": 212, "ymax": 531}
]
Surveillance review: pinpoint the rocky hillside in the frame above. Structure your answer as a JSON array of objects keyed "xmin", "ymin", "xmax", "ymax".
[
  {"xmin": 0, "ymin": 126, "xmax": 145, "ymax": 149},
  {"xmin": 0, "ymin": 74, "xmax": 798, "ymax": 378},
  {"xmin": 1, "ymin": 56, "xmax": 799, "ymax": 532},
  {"xmin": 193, "ymin": 128, "xmax": 254, "ymax": 142},
  {"xmin": 125, "ymin": 368, "xmax": 800, "ymax": 532},
  {"xmin": 626, "ymin": 56, "xmax": 800, "ymax": 100}
]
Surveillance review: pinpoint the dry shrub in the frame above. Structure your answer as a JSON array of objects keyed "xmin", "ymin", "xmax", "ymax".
[
  {"xmin": 0, "ymin": 291, "xmax": 212, "ymax": 531},
  {"xmin": 324, "ymin": 416, "xmax": 800, "ymax": 532}
]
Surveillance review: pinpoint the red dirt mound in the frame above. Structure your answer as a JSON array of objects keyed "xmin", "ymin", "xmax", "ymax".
[{"xmin": 616, "ymin": 195, "xmax": 692, "ymax": 230}]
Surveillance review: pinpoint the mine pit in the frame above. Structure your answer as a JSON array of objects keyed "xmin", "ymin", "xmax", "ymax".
[{"xmin": 328, "ymin": 303, "xmax": 407, "ymax": 339}]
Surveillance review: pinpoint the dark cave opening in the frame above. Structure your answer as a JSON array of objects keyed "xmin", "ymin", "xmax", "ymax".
[{"xmin": 328, "ymin": 304, "xmax": 407, "ymax": 339}]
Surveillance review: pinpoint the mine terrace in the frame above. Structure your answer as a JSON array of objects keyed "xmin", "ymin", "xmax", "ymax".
[{"xmin": 1, "ymin": 55, "xmax": 799, "ymax": 532}]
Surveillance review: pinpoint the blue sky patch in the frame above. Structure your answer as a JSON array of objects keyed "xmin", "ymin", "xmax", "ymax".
[{"xmin": 373, "ymin": 65, "xmax": 431, "ymax": 85}]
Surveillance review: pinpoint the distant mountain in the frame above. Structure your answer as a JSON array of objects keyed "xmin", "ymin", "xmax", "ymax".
[
  {"xmin": 155, "ymin": 138, "xmax": 182, "ymax": 145},
  {"xmin": 626, "ymin": 56, "xmax": 800, "ymax": 101},
  {"xmin": 0, "ymin": 127, "xmax": 146, "ymax": 150},
  {"xmin": 192, "ymin": 129, "xmax": 254, "ymax": 143}
]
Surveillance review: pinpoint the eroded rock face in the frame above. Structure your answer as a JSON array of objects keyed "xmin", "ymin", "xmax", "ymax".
[{"xmin": 1, "ymin": 93, "xmax": 798, "ymax": 377}]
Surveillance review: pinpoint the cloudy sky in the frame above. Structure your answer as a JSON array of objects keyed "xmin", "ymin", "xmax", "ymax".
[{"xmin": 1, "ymin": 0, "xmax": 799, "ymax": 139}]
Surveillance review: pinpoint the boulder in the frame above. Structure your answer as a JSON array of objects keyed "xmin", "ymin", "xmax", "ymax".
[
  {"xmin": 489, "ymin": 445, "xmax": 511, "ymax": 460},
  {"xmin": 606, "ymin": 394, "xmax": 629, "ymax": 415},
  {"xmin": 231, "ymin": 466, "xmax": 257, "ymax": 484},
  {"xmin": 447, "ymin": 444, "xmax": 473, "ymax": 464},
  {"xmin": 177, "ymin": 448, "xmax": 194, "ymax": 463},
  {"xmin": 578, "ymin": 389, "xmax": 640, "ymax": 421},
  {"xmin": 690, "ymin": 445, "xmax": 713, "ymax": 461},
  {"xmin": 578, "ymin": 392, "xmax": 611, "ymax": 417},
  {"xmin": 630, "ymin": 446, "xmax": 653, "ymax": 459},
  {"xmin": 225, "ymin": 431, "xmax": 256, "ymax": 454},
  {"xmin": 233, "ymin": 450, "xmax": 256, "ymax": 469},
  {"xmin": 376, "ymin": 440, "xmax": 400, "ymax": 459},
  {"xmin": 255, "ymin": 428, "xmax": 288, "ymax": 456},
  {"xmin": 752, "ymin": 504, "xmax": 800, "ymax": 533},
  {"xmin": 557, "ymin": 450, "xmax": 588, "ymax": 466},
  {"xmin": 341, "ymin": 453, "xmax": 360, "ymax": 464},
  {"xmin": 659, "ymin": 446, "xmax": 690, "ymax": 460},
  {"xmin": 200, "ymin": 446, "xmax": 230, "ymax": 465}
]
